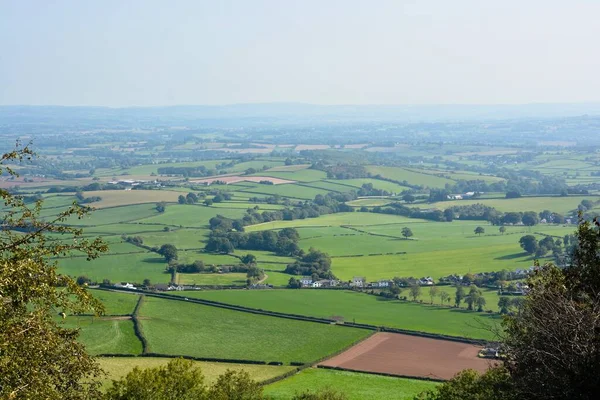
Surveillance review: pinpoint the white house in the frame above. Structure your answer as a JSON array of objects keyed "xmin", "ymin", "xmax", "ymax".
[
  {"xmin": 419, "ymin": 277, "xmax": 434, "ymax": 286},
  {"xmin": 299, "ymin": 277, "xmax": 313, "ymax": 287},
  {"xmin": 351, "ymin": 276, "xmax": 366, "ymax": 287},
  {"xmin": 376, "ymin": 280, "xmax": 391, "ymax": 288},
  {"xmin": 114, "ymin": 282, "xmax": 137, "ymax": 290}
]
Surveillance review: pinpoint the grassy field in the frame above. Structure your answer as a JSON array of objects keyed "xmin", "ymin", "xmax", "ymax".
[
  {"xmin": 98, "ymin": 357, "xmax": 295, "ymax": 389},
  {"xmin": 264, "ymin": 368, "xmax": 439, "ymax": 400},
  {"xmin": 172, "ymin": 290, "xmax": 498, "ymax": 340},
  {"xmin": 255, "ymin": 169, "xmax": 328, "ymax": 182},
  {"xmin": 90, "ymin": 289, "xmax": 140, "ymax": 315},
  {"xmin": 238, "ymin": 183, "xmax": 332, "ymax": 200},
  {"xmin": 365, "ymin": 166, "xmax": 455, "ymax": 188},
  {"xmin": 419, "ymin": 195, "xmax": 599, "ymax": 214},
  {"xmin": 346, "ymin": 198, "xmax": 393, "ymax": 207},
  {"xmin": 65, "ymin": 317, "xmax": 142, "ymax": 355},
  {"xmin": 138, "ymin": 296, "xmax": 371, "ymax": 363},
  {"xmin": 58, "ymin": 251, "xmax": 170, "ymax": 284},
  {"xmin": 245, "ymin": 212, "xmax": 419, "ymax": 231},
  {"xmin": 66, "ymin": 204, "xmax": 160, "ymax": 226},
  {"xmin": 134, "ymin": 204, "xmax": 247, "ymax": 227},
  {"xmin": 332, "ymin": 178, "xmax": 411, "ymax": 193},
  {"xmin": 81, "ymin": 190, "xmax": 183, "ymax": 208},
  {"xmin": 176, "ymin": 272, "xmax": 248, "ymax": 286}
]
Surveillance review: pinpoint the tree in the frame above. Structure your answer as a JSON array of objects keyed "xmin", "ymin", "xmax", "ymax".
[
  {"xmin": 186, "ymin": 192, "xmax": 198, "ymax": 204},
  {"xmin": 440, "ymin": 290, "xmax": 450, "ymax": 305},
  {"xmin": 476, "ymin": 295, "xmax": 487, "ymax": 312},
  {"xmin": 499, "ymin": 226, "xmax": 506, "ymax": 235},
  {"xmin": 158, "ymin": 244, "xmax": 178, "ymax": 262},
  {"xmin": 429, "ymin": 286, "xmax": 439, "ymax": 304},
  {"xmin": 142, "ymin": 278, "xmax": 152, "ymax": 288},
  {"xmin": 402, "ymin": 193, "xmax": 415, "ymax": 203},
  {"xmin": 519, "ymin": 235, "xmax": 539, "ymax": 255},
  {"xmin": 474, "ymin": 226, "xmax": 485, "ymax": 236},
  {"xmin": 522, "ymin": 211, "xmax": 539, "ymax": 227},
  {"xmin": 401, "ymin": 227, "xmax": 413, "ymax": 239},
  {"xmin": 454, "ymin": 285, "xmax": 465, "ymax": 307},
  {"xmin": 207, "ymin": 369, "xmax": 263, "ymax": 400},
  {"xmin": 416, "ymin": 367, "xmax": 514, "ymax": 400},
  {"xmin": 178, "ymin": 195, "xmax": 186, "ymax": 204},
  {"xmin": 505, "ymin": 190, "xmax": 522, "ymax": 199},
  {"xmin": 0, "ymin": 145, "xmax": 108, "ymax": 399},
  {"xmin": 464, "ymin": 285, "xmax": 481, "ymax": 311},
  {"xmin": 155, "ymin": 201, "xmax": 166, "ymax": 212},
  {"xmin": 241, "ymin": 253, "xmax": 257, "ymax": 265},
  {"xmin": 498, "ymin": 296, "xmax": 511, "ymax": 314},
  {"xmin": 409, "ymin": 284, "xmax": 421, "ymax": 301},
  {"xmin": 444, "ymin": 208, "xmax": 454, "ymax": 222}
]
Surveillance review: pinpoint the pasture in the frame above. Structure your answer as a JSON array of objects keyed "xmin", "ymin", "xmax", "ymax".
[
  {"xmin": 81, "ymin": 190, "xmax": 183, "ymax": 208},
  {"xmin": 172, "ymin": 290, "xmax": 498, "ymax": 339},
  {"xmin": 420, "ymin": 195, "xmax": 599, "ymax": 214},
  {"xmin": 264, "ymin": 368, "xmax": 439, "ymax": 400},
  {"xmin": 63, "ymin": 317, "xmax": 142, "ymax": 355},
  {"xmin": 137, "ymin": 296, "xmax": 371, "ymax": 363},
  {"xmin": 365, "ymin": 166, "xmax": 455, "ymax": 188}
]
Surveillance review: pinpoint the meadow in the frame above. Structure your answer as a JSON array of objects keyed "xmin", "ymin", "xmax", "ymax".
[
  {"xmin": 264, "ymin": 368, "xmax": 439, "ymax": 400},
  {"xmin": 365, "ymin": 166, "xmax": 455, "ymax": 188},
  {"xmin": 63, "ymin": 317, "xmax": 142, "ymax": 355},
  {"xmin": 419, "ymin": 195, "xmax": 599, "ymax": 214},
  {"xmin": 172, "ymin": 290, "xmax": 498, "ymax": 340},
  {"xmin": 137, "ymin": 296, "xmax": 371, "ymax": 363}
]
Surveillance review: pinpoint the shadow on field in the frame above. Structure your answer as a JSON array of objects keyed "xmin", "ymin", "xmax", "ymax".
[
  {"xmin": 142, "ymin": 257, "xmax": 166, "ymax": 264},
  {"xmin": 494, "ymin": 252, "xmax": 529, "ymax": 260}
]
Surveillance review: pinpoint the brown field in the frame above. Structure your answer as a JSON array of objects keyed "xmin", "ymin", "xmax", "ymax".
[
  {"xmin": 318, "ymin": 332, "xmax": 494, "ymax": 380},
  {"xmin": 82, "ymin": 190, "xmax": 184, "ymax": 208},
  {"xmin": 190, "ymin": 175, "xmax": 295, "ymax": 185}
]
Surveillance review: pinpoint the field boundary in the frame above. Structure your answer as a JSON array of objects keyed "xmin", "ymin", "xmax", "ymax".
[
  {"xmin": 131, "ymin": 295, "xmax": 149, "ymax": 354},
  {"xmin": 316, "ymin": 365, "xmax": 446, "ymax": 383}
]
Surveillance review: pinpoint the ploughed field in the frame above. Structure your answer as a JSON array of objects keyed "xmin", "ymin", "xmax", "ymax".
[{"xmin": 319, "ymin": 332, "xmax": 494, "ymax": 380}]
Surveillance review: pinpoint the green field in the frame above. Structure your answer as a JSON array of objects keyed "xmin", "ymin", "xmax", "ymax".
[
  {"xmin": 264, "ymin": 368, "xmax": 439, "ymax": 400},
  {"xmin": 420, "ymin": 195, "xmax": 599, "ymax": 214},
  {"xmin": 63, "ymin": 317, "xmax": 142, "ymax": 355},
  {"xmin": 90, "ymin": 289, "xmax": 140, "ymax": 315},
  {"xmin": 172, "ymin": 290, "xmax": 498, "ymax": 339},
  {"xmin": 365, "ymin": 166, "xmax": 455, "ymax": 188},
  {"xmin": 58, "ymin": 251, "xmax": 170, "ymax": 284},
  {"xmin": 138, "ymin": 296, "xmax": 371, "ymax": 363}
]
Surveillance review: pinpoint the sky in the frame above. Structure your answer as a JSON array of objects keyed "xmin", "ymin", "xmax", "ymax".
[{"xmin": 1, "ymin": 0, "xmax": 599, "ymax": 107}]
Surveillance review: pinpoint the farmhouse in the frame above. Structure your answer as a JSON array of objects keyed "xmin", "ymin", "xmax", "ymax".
[
  {"xmin": 299, "ymin": 276, "xmax": 313, "ymax": 287},
  {"xmin": 114, "ymin": 282, "xmax": 137, "ymax": 290},
  {"xmin": 351, "ymin": 276, "xmax": 366, "ymax": 287},
  {"xmin": 375, "ymin": 280, "xmax": 392, "ymax": 288}
]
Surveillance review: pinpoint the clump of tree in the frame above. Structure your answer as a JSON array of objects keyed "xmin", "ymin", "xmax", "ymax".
[
  {"xmin": 206, "ymin": 228, "xmax": 301, "ymax": 256},
  {"xmin": 285, "ymin": 248, "xmax": 334, "ymax": 280},
  {"xmin": 158, "ymin": 244, "xmax": 178, "ymax": 262},
  {"xmin": 155, "ymin": 201, "xmax": 166, "ymax": 213}
]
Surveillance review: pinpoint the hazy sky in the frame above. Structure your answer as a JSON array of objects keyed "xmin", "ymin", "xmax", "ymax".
[{"xmin": 1, "ymin": 0, "xmax": 599, "ymax": 106}]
